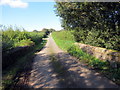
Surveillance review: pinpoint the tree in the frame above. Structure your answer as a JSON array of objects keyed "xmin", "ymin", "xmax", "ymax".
[
  {"xmin": 49, "ymin": 28, "xmax": 56, "ymax": 32},
  {"xmin": 33, "ymin": 30, "xmax": 39, "ymax": 32},
  {"xmin": 41, "ymin": 28, "xmax": 50, "ymax": 35},
  {"xmin": 54, "ymin": 2, "xmax": 120, "ymax": 51},
  {"xmin": 54, "ymin": 2, "xmax": 120, "ymax": 33}
]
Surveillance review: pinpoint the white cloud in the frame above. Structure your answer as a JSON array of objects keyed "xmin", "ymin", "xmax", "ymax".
[{"xmin": 0, "ymin": 0, "xmax": 28, "ymax": 8}]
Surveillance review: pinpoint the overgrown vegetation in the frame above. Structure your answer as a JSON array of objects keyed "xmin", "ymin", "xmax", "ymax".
[
  {"xmin": 2, "ymin": 26, "xmax": 47, "ymax": 70},
  {"xmin": 54, "ymin": 2, "xmax": 120, "ymax": 51},
  {"xmin": 52, "ymin": 31, "xmax": 120, "ymax": 85},
  {"xmin": 2, "ymin": 40, "xmax": 47, "ymax": 90},
  {"xmin": 2, "ymin": 26, "xmax": 46, "ymax": 52},
  {"xmin": 1, "ymin": 25, "xmax": 48, "ymax": 89}
]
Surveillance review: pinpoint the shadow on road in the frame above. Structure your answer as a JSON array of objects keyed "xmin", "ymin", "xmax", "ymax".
[
  {"xmin": 50, "ymin": 52, "xmax": 119, "ymax": 88},
  {"xmin": 12, "ymin": 50, "xmax": 119, "ymax": 89}
]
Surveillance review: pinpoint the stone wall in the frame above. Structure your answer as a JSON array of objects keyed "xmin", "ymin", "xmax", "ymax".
[{"xmin": 75, "ymin": 43, "xmax": 120, "ymax": 62}]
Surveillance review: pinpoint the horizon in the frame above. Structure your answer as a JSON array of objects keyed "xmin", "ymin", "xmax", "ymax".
[{"xmin": 0, "ymin": 1, "xmax": 62, "ymax": 31}]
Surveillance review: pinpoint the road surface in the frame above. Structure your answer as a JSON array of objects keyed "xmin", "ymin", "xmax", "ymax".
[{"xmin": 27, "ymin": 34, "xmax": 119, "ymax": 88}]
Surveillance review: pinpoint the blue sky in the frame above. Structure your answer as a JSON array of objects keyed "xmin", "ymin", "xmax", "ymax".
[{"xmin": 0, "ymin": 1, "xmax": 62, "ymax": 31}]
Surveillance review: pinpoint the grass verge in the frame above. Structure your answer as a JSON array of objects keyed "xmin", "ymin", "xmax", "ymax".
[
  {"xmin": 52, "ymin": 31, "xmax": 120, "ymax": 86},
  {"xmin": 2, "ymin": 39, "xmax": 47, "ymax": 90},
  {"xmin": 52, "ymin": 31, "xmax": 75, "ymax": 51}
]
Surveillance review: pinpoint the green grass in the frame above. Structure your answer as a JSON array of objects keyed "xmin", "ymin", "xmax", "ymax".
[
  {"xmin": 52, "ymin": 31, "xmax": 75, "ymax": 51},
  {"xmin": 2, "ymin": 39, "xmax": 47, "ymax": 90},
  {"xmin": 67, "ymin": 45, "xmax": 108, "ymax": 70},
  {"xmin": 52, "ymin": 30, "xmax": 120, "ymax": 85}
]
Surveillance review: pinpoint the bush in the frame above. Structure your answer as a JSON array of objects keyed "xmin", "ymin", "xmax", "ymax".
[
  {"xmin": 2, "ymin": 26, "xmax": 46, "ymax": 52},
  {"xmin": 26, "ymin": 32, "xmax": 44, "ymax": 44},
  {"xmin": 73, "ymin": 28, "xmax": 120, "ymax": 51},
  {"xmin": 14, "ymin": 39, "xmax": 35, "ymax": 47},
  {"xmin": 2, "ymin": 26, "xmax": 47, "ymax": 70}
]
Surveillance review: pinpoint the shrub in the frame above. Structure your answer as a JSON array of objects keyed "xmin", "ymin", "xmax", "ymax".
[
  {"xmin": 2, "ymin": 26, "xmax": 46, "ymax": 52},
  {"xmin": 73, "ymin": 28, "xmax": 120, "ymax": 51},
  {"xmin": 14, "ymin": 39, "xmax": 35, "ymax": 47}
]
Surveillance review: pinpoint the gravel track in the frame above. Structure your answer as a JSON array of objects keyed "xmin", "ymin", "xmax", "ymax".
[{"xmin": 28, "ymin": 34, "xmax": 119, "ymax": 88}]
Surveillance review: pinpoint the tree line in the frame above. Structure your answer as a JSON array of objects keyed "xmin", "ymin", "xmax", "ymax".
[{"xmin": 54, "ymin": 2, "xmax": 120, "ymax": 51}]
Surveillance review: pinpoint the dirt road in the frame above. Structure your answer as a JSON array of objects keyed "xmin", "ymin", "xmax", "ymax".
[{"xmin": 28, "ymin": 34, "xmax": 119, "ymax": 88}]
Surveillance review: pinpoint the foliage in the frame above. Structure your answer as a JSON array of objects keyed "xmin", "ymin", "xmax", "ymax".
[
  {"xmin": 41, "ymin": 28, "xmax": 55, "ymax": 35},
  {"xmin": 52, "ymin": 30, "xmax": 120, "ymax": 85},
  {"xmin": 2, "ymin": 26, "xmax": 46, "ymax": 52},
  {"xmin": 25, "ymin": 32, "xmax": 45, "ymax": 44},
  {"xmin": 1, "ymin": 25, "xmax": 48, "ymax": 89},
  {"xmin": 55, "ymin": 2, "xmax": 120, "ymax": 31},
  {"xmin": 14, "ymin": 39, "xmax": 34, "ymax": 47},
  {"xmin": 2, "ymin": 40, "xmax": 47, "ymax": 90},
  {"xmin": 2, "ymin": 25, "xmax": 47, "ymax": 72},
  {"xmin": 54, "ymin": 2, "xmax": 120, "ymax": 51},
  {"xmin": 73, "ymin": 28, "xmax": 120, "ymax": 51}
]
